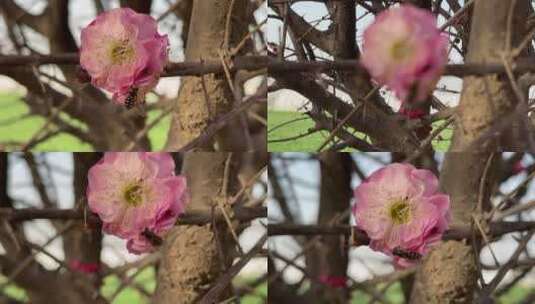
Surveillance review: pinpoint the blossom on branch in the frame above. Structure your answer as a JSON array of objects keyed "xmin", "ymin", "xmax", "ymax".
[
  {"xmin": 80, "ymin": 8, "xmax": 169, "ymax": 108},
  {"xmin": 361, "ymin": 5, "xmax": 448, "ymax": 103},
  {"xmin": 352, "ymin": 163, "xmax": 450, "ymax": 267},
  {"xmin": 87, "ymin": 153, "xmax": 188, "ymax": 254}
]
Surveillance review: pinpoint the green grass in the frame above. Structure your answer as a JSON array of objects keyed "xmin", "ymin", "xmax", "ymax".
[
  {"xmin": 0, "ymin": 91, "xmax": 170, "ymax": 151},
  {"xmin": 1, "ymin": 268, "xmax": 266, "ymax": 304},
  {"xmin": 350, "ymin": 282, "xmax": 534, "ymax": 303},
  {"xmin": 100, "ymin": 267, "xmax": 156, "ymax": 303},
  {"xmin": 352, "ymin": 282, "xmax": 404, "ymax": 304},
  {"xmin": 2, "ymin": 270, "xmax": 533, "ymax": 303},
  {"xmin": 268, "ymin": 110, "xmax": 334, "ymax": 152},
  {"xmin": 268, "ymin": 111, "xmax": 453, "ymax": 152},
  {"xmin": 236, "ymin": 281, "xmax": 267, "ymax": 304},
  {"xmin": 499, "ymin": 285, "xmax": 535, "ymax": 304}
]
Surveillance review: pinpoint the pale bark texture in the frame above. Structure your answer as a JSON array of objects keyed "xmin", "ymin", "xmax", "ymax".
[
  {"xmin": 165, "ymin": 0, "xmax": 250, "ymax": 151},
  {"xmin": 410, "ymin": 1, "xmax": 530, "ymax": 302},
  {"xmin": 410, "ymin": 152, "xmax": 498, "ymax": 303},
  {"xmin": 154, "ymin": 152, "xmax": 240, "ymax": 303},
  {"xmin": 449, "ymin": 0, "xmax": 530, "ymax": 151}
]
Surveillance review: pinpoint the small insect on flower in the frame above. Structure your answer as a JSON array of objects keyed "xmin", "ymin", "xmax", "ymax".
[
  {"xmin": 87, "ymin": 153, "xmax": 188, "ymax": 254},
  {"xmin": 124, "ymin": 87, "xmax": 139, "ymax": 109},
  {"xmin": 393, "ymin": 247, "xmax": 422, "ymax": 261},
  {"xmin": 352, "ymin": 163, "xmax": 451, "ymax": 268},
  {"xmin": 141, "ymin": 229, "xmax": 163, "ymax": 246},
  {"xmin": 80, "ymin": 8, "xmax": 169, "ymax": 106}
]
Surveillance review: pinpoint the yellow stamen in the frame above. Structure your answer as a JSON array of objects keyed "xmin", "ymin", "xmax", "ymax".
[
  {"xmin": 388, "ymin": 199, "xmax": 411, "ymax": 225},
  {"xmin": 110, "ymin": 40, "xmax": 135, "ymax": 64},
  {"xmin": 123, "ymin": 183, "xmax": 143, "ymax": 206},
  {"xmin": 390, "ymin": 40, "xmax": 412, "ymax": 61}
]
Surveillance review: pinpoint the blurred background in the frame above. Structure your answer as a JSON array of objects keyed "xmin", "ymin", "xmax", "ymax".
[
  {"xmin": 268, "ymin": 152, "xmax": 535, "ymax": 303},
  {"xmin": 0, "ymin": 153, "xmax": 267, "ymax": 303},
  {"xmin": 266, "ymin": 1, "xmax": 535, "ymax": 152},
  {"xmin": 0, "ymin": 0, "xmax": 267, "ymax": 151}
]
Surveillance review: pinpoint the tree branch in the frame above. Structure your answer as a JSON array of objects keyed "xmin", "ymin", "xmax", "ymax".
[
  {"xmin": 0, "ymin": 206, "xmax": 266, "ymax": 226},
  {"xmin": 5, "ymin": 54, "xmax": 535, "ymax": 78},
  {"xmin": 268, "ymin": 222, "xmax": 535, "ymax": 242}
]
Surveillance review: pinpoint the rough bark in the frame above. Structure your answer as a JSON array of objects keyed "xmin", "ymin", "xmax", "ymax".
[
  {"xmin": 305, "ymin": 153, "xmax": 352, "ymax": 303},
  {"xmin": 411, "ymin": 3, "xmax": 530, "ymax": 300},
  {"xmin": 165, "ymin": 0, "xmax": 250, "ymax": 151},
  {"xmin": 154, "ymin": 152, "xmax": 240, "ymax": 303},
  {"xmin": 410, "ymin": 152, "xmax": 498, "ymax": 303},
  {"xmin": 449, "ymin": 0, "xmax": 530, "ymax": 151},
  {"xmin": 267, "ymin": 1, "xmax": 535, "ymax": 302}
]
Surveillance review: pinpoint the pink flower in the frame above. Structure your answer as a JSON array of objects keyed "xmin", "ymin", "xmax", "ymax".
[
  {"xmin": 80, "ymin": 8, "xmax": 169, "ymax": 106},
  {"xmin": 87, "ymin": 153, "xmax": 188, "ymax": 254},
  {"xmin": 352, "ymin": 163, "xmax": 450, "ymax": 267},
  {"xmin": 361, "ymin": 5, "xmax": 448, "ymax": 103}
]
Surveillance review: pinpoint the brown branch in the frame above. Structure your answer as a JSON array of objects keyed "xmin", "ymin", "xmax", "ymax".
[
  {"xmin": 198, "ymin": 233, "xmax": 267, "ymax": 304},
  {"xmin": 268, "ymin": 222, "xmax": 535, "ymax": 243},
  {"xmin": 0, "ymin": 205, "xmax": 266, "ymax": 225},
  {"xmin": 269, "ymin": 58, "xmax": 535, "ymax": 77},
  {"xmin": 5, "ymin": 54, "xmax": 535, "ymax": 77},
  {"xmin": 0, "ymin": 54, "xmax": 268, "ymax": 77},
  {"xmin": 0, "ymin": 0, "xmax": 50, "ymax": 36}
]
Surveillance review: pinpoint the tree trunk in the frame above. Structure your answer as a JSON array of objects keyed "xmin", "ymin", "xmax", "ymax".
[
  {"xmin": 165, "ymin": 0, "xmax": 249, "ymax": 151},
  {"xmin": 411, "ymin": 3, "xmax": 530, "ymax": 300},
  {"xmin": 305, "ymin": 153, "xmax": 352, "ymax": 303},
  {"xmin": 61, "ymin": 153, "xmax": 104, "ymax": 301},
  {"xmin": 154, "ymin": 152, "xmax": 240, "ymax": 303},
  {"xmin": 410, "ymin": 152, "xmax": 498, "ymax": 303},
  {"xmin": 449, "ymin": 0, "xmax": 530, "ymax": 151}
]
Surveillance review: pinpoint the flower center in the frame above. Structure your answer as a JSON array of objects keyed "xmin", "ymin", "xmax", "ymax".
[
  {"xmin": 123, "ymin": 183, "xmax": 143, "ymax": 206},
  {"xmin": 390, "ymin": 40, "xmax": 412, "ymax": 61},
  {"xmin": 110, "ymin": 40, "xmax": 134, "ymax": 64},
  {"xmin": 388, "ymin": 199, "xmax": 411, "ymax": 225}
]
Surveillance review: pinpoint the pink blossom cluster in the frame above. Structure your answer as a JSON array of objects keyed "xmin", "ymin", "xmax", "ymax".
[
  {"xmin": 87, "ymin": 153, "xmax": 188, "ymax": 254},
  {"xmin": 80, "ymin": 8, "xmax": 169, "ymax": 107},
  {"xmin": 361, "ymin": 5, "xmax": 448, "ymax": 103},
  {"xmin": 352, "ymin": 163, "xmax": 450, "ymax": 268}
]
